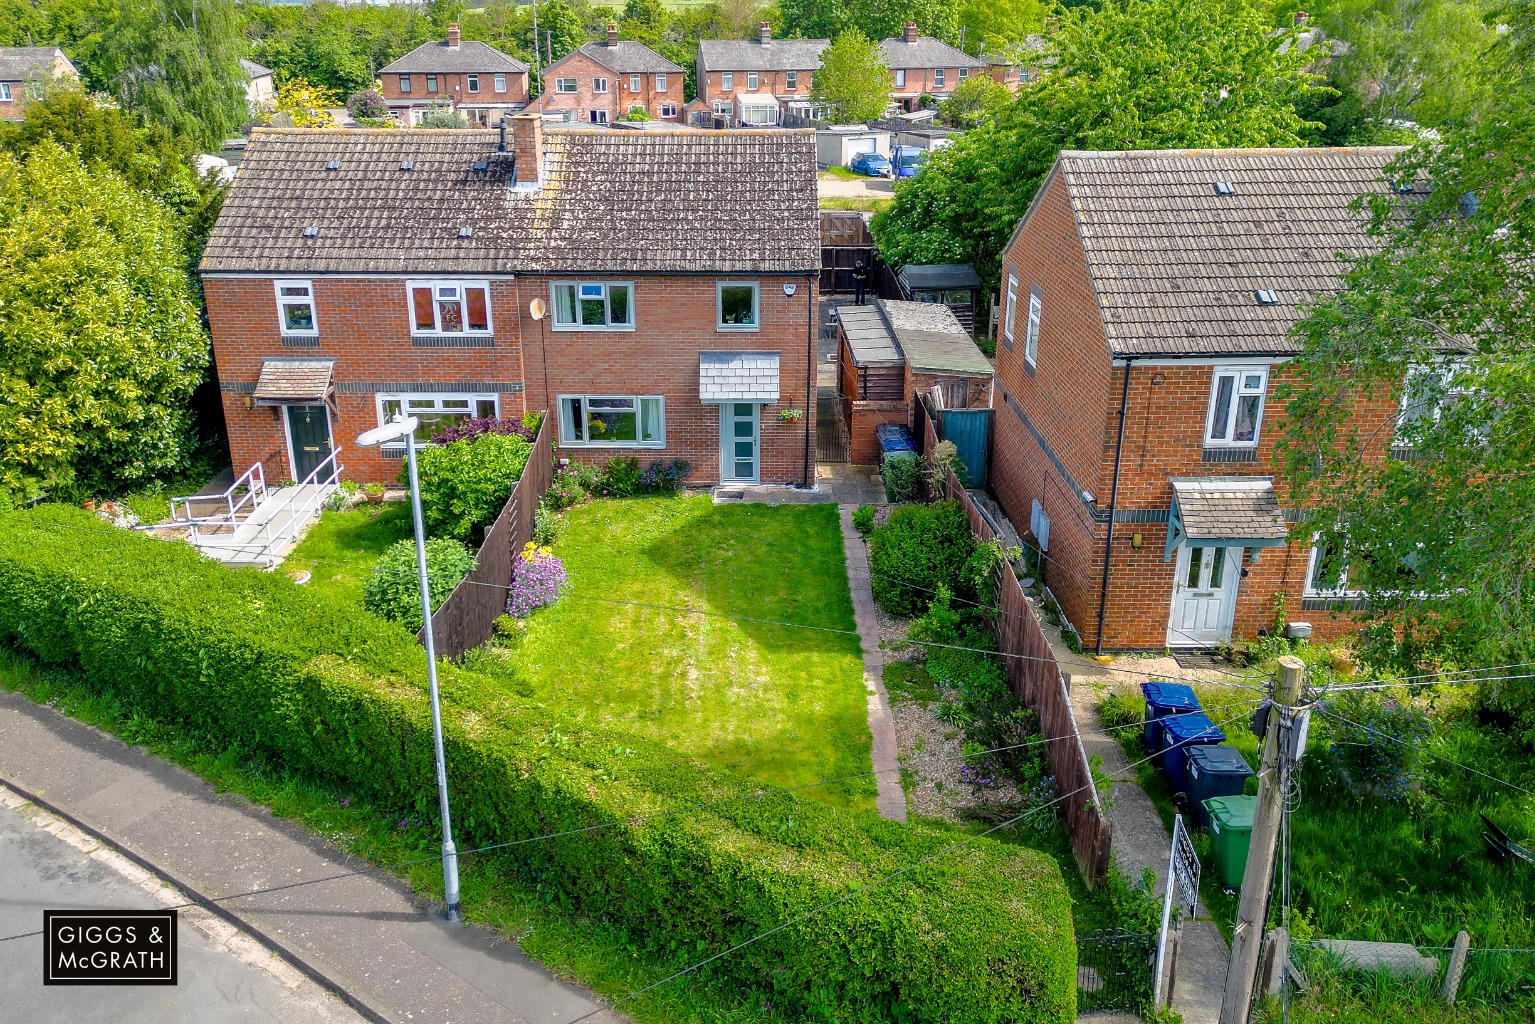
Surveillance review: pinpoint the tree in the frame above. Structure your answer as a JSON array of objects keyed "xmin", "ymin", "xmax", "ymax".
[
  {"xmin": 871, "ymin": 0, "xmax": 1320, "ymax": 285},
  {"xmin": 779, "ymin": 0, "xmax": 961, "ymax": 42},
  {"xmin": 957, "ymin": 0, "xmax": 1046, "ymax": 54},
  {"xmin": 0, "ymin": 142, "xmax": 208, "ymax": 501},
  {"xmin": 938, "ymin": 72, "xmax": 1010, "ymax": 127},
  {"xmin": 813, "ymin": 31, "xmax": 891, "ymax": 122},
  {"xmin": 272, "ymin": 77, "xmax": 340, "ymax": 128},
  {"xmin": 1276, "ymin": 6, "xmax": 1535, "ymax": 739},
  {"xmin": 346, "ymin": 88, "xmax": 388, "ymax": 121}
]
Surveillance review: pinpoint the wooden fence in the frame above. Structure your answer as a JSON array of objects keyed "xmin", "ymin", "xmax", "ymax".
[{"xmin": 419, "ymin": 415, "xmax": 554, "ymax": 661}]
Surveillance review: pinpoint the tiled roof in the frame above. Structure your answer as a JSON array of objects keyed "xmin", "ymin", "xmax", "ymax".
[
  {"xmin": 879, "ymin": 36, "xmax": 986, "ymax": 70},
  {"xmin": 254, "ymin": 358, "xmax": 333, "ymax": 404},
  {"xmin": 240, "ymin": 57, "xmax": 273, "ymax": 79},
  {"xmin": 1056, "ymin": 146, "xmax": 1409, "ymax": 358},
  {"xmin": 568, "ymin": 41, "xmax": 684, "ymax": 75},
  {"xmin": 0, "ymin": 46, "xmax": 73, "ymax": 80},
  {"xmin": 883, "ymin": 300, "xmax": 992, "ymax": 376},
  {"xmin": 1171, "ymin": 479, "xmax": 1288, "ymax": 541},
  {"xmin": 699, "ymin": 351, "xmax": 781, "ymax": 401},
  {"xmin": 201, "ymin": 128, "xmax": 819, "ymax": 275},
  {"xmin": 698, "ymin": 38, "xmax": 829, "ymax": 72},
  {"xmin": 380, "ymin": 40, "xmax": 528, "ymax": 74}
]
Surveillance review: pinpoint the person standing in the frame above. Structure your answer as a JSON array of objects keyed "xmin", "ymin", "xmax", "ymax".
[{"xmin": 852, "ymin": 260, "xmax": 870, "ymax": 305}]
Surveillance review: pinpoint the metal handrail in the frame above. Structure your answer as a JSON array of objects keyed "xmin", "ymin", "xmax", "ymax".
[
  {"xmin": 169, "ymin": 462, "xmax": 267, "ymax": 524},
  {"xmin": 191, "ymin": 448, "xmax": 344, "ymax": 565}
]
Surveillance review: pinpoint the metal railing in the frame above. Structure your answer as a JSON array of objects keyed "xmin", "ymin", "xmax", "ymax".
[
  {"xmin": 1078, "ymin": 929, "xmax": 1157, "ymax": 1014},
  {"xmin": 190, "ymin": 448, "xmax": 343, "ymax": 566},
  {"xmin": 170, "ymin": 462, "xmax": 267, "ymax": 525}
]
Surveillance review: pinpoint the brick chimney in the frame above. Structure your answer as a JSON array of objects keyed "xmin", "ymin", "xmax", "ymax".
[
  {"xmin": 759, "ymin": 22, "xmax": 772, "ymax": 45},
  {"xmin": 509, "ymin": 111, "xmax": 542, "ymax": 186},
  {"xmin": 607, "ymin": 22, "xmax": 618, "ymax": 47},
  {"xmin": 904, "ymin": 21, "xmax": 918, "ymax": 43},
  {"xmin": 447, "ymin": 22, "xmax": 461, "ymax": 49},
  {"xmin": 1294, "ymin": 11, "xmax": 1309, "ymax": 26}
]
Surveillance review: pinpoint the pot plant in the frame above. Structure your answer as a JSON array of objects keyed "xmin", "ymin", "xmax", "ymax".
[
  {"xmin": 363, "ymin": 482, "xmax": 386, "ymax": 504},
  {"xmin": 778, "ymin": 407, "xmax": 804, "ymax": 423}
]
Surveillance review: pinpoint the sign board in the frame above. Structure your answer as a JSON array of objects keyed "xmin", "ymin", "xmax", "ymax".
[{"xmin": 43, "ymin": 910, "xmax": 177, "ymax": 985}]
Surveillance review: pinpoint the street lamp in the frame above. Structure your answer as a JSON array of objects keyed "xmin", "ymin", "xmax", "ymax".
[{"xmin": 356, "ymin": 413, "xmax": 461, "ymax": 922}]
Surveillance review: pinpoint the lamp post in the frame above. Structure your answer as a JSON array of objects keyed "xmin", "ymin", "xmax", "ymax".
[{"xmin": 355, "ymin": 414, "xmax": 461, "ymax": 922}]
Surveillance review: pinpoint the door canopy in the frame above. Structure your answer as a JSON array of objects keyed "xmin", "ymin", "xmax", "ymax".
[{"xmin": 1165, "ymin": 478, "xmax": 1289, "ymax": 562}]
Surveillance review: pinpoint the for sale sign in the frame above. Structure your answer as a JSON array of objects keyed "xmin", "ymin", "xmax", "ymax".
[{"xmin": 43, "ymin": 910, "xmax": 177, "ymax": 985}]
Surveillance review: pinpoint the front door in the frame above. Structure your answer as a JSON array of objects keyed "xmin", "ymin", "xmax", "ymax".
[
  {"xmin": 719, "ymin": 402, "xmax": 759, "ymax": 484},
  {"xmin": 285, "ymin": 404, "xmax": 333, "ymax": 482},
  {"xmin": 1167, "ymin": 545, "xmax": 1240, "ymax": 647}
]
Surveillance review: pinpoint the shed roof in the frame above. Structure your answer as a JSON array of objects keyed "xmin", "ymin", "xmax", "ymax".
[
  {"xmin": 201, "ymin": 128, "xmax": 819, "ymax": 276},
  {"xmin": 380, "ymin": 39, "xmax": 528, "ymax": 74},
  {"xmin": 565, "ymin": 40, "xmax": 684, "ymax": 75},
  {"xmin": 1170, "ymin": 479, "xmax": 1288, "ymax": 541},
  {"xmin": 879, "ymin": 36, "xmax": 986, "ymax": 70},
  {"xmin": 899, "ymin": 263, "xmax": 981, "ymax": 291},
  {"xmin": 837, "ymin": 305, "xmax": 903, "ymax": 366},
  {"xmin": 883, "ymin": 300, "xmax": 992, "ymax": 376},
  {"xmin": 698, "ymin": 38, "xmax": 829, "ymax": 72}
]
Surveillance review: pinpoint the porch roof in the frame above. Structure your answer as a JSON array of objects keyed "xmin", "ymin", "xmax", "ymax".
[
  {"xmin": 254, "ymin": 358, "xmax": 334, "ymax": 405},
  {"xmin": 699, "ymin": 351, "xmax": 780, "ymax": 402},
  {"xmin": 1165, "ymin": 477, "xmax": 1288, "ymax": 561}
]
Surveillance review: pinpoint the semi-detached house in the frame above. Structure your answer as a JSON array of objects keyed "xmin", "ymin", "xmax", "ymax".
[
  {"xmin": 0, "ymin": 46, "xmax": 77, "ymax": 121},
  {"xmin": 530, "ymin": 26, "xmax": 685, "ymax": 124},
  {"xmin": 880, "ymin": 23, "xmax": 986, "ymax": 111},
  {"xmin": 990, "ymin": 146, "xmax": 1416, "ymax": 652},
  {"xmin": 697, "ymin": 23, "xmax": 828, "ymax": 126},
  {"xmin": 199, "ymin": 116, "xmax": 820, "ymax": 489},
  {"xmin": 379, "ymin": 23, "xmax": 530, "ymax": 126}
]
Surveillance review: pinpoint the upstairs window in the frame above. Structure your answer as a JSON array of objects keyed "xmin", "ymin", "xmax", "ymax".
[
  {"xmin": 409, "ymin": 281, "xmax": 491, "ymax": 334},
  {"xmin": 1024, "ymin": 289, "xmax": 1041, "ymax": 366},
  {"xmin": 0, "ymin": 83, "xmax": 11, "ymax": 101},
  {"xmin": 1397, "ymin": 360, "xmax": 1473, "ymax": 447},
  {"xmin": 934, "ymin": 68, "xmax": 946, "ymax": 88},
  {"xmin": 894, "ymin": 69, "xmax": 906, "ymax": 88},
  {"xmin": 495, "ymin": 74, "xmax": 507, "ymax": 92},
  {"xmin": 721, "ymin": 72, "xmax": 733, "ymax": 90},
  {"xmin": 656, "ymin": 73, "xmax": 668, "ymax": 91},
  {"xmin": 467, "ymin": 74, "xmax": 479, "ymax": 92},
  {"xmin": 398, "ymin": 75, "xmax": 411, "ymax": 94},
  {"xmin": 717, "ymin": 282, "xmax": 759, "ymax": 331},
  {"xmin": 959, "ymin": 67, "xmax": 969, "ymax": 79},
  {"xmin": 747, "ymin": 72, "xmax": 759, "ymax": 90},
  {"xmin": 555, "ymin": 77, "xmax": 577, "ymax": 93},
  {"xmin": 275, "ymin": 280, "xmax": 318, "ymax": 336},
  {"xmin": 426, "ymin": 74, "xmax": 439, "ymax": 93},
  {"xmin": 559, "ymin": 395, "xmax": 665, "ymax": 447},
  {"xmin": 593, "ymin": 77, "xmax": 609, "ymax": 94},
  {"xmin": 1205, "ymin": 367, "xmax": 1268, "ymax": 446},
  {"xmin": 1002, "ymin": 274, "xmax": 1018, "ymax": 349},
  {"xmin": 552, "ymin": 281, "xmax": 633, "ymax": 329},
  {"xmin": 786, "ymin": 71, "xmax": 798, "ymax": 90},
  {"xmin": 629, "ymin": 74, "xmax": 641, "ymax": 92}
]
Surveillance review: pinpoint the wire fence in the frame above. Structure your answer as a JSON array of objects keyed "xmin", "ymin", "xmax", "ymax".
[
  {"xmin": 1077, "ymin": 929, "xmax": 1156, "ymax": 1014},
  {"xmin": 1292, "ymin": 940, "xmax": 1535, "ymax": 1010}
]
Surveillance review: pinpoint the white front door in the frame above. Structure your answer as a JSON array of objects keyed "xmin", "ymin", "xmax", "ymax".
[
  {"xmin": 719, "ymin": 402, "xmax": 759, "ymax": 484},
  {"xmin": 1167, "ymin": 545, "xmax": 1240, "ymax": 647}
]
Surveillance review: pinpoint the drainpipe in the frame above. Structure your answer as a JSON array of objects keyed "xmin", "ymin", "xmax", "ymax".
[
  {"xmin": 803, "ymin": 272, "xmax": 815, "ymax": 487},
  {"xmin": 1096, "ymin": 358, "xmax": 1134, "ymax": 655}
]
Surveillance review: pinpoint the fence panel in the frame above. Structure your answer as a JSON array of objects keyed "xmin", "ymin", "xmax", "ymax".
[{"xmin": 420, "ymin": 415, "xmax": 554, "ymax": 661}]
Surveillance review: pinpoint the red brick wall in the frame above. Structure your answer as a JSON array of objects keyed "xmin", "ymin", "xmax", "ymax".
[
  {"xmin": 890, "ymin": 66, "xmax": 976, "ymax": 103},
  {"xmin": 699, "ymin": 69, "xmax": 815, "ymax": 110},
  {"xmin": 382, "ymin": 71, "xmax": 530, "ymax": 112},
  {"xmin": 0, "ymin": 80, "xmax": 26, "ymax": 121},
  {"xmin": 848, "ymin": 400, "xmax": 908, "ymax": 465},
  {"xmin": 530, "ymin": 53, "xmax": 684, "ymax": 122}
]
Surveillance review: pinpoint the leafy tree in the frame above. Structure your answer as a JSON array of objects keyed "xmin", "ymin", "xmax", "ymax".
[
  {"xmin": 418, "ymin": 101, "xmax": 469, "ymax": 128},
  {"xmin": 813, "ymin": 30, "xmax": 891, "ymax": 122},
  {"xmin": 779, "ymin": 0, "xmax": 961, "ymax": 41},
  {"xmin": 937, "ymin": 71, "xmax": 1010, "ymax": 127},
  {"xmin": 1276, "ymin": 6, "xmax": 1535, "ymax": 739},
  {"xmin": 0, "ymin": 142, "xmax": 208, "ymax": 501},
  {"xmin": 346, "ymin": 88, "xmax": 388, "ymax": 121},
  {"xmin": 526, "ymin": 0, "xmax": 587, "ymax": 86},
  {"xmin": 957, "ymin": 0, "xmax": 1046, "ymax": 54},
  {"xmin": 871, "ymin": 0, "xmax": 1320, "ymax": 285},
  {"xmin": 272, "ymin": 77, "xmax": 339, "ymax": 128}
]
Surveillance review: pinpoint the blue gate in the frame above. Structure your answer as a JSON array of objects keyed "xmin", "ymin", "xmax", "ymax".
[{"xmin": 939, "ymin": 407, "xmax": 991, "ymax": 487}]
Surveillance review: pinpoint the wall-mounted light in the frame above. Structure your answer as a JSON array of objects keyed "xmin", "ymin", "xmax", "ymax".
[
  {"xmin": 1131, "ymin": 532, "xmax": 1143, "ymax": 549},
  {"xmin": 243, "ymin": 395, "xmax": 255, "ymax": 410}
]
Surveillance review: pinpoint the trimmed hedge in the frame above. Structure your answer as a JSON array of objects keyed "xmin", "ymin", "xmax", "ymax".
[
  {"xmin": 0, "ymin": 506, "xmax": 1077, "ymax": 1023},
  {"xmin": 869, "ymin": 500, "xmax": 977, "ymax": 616}
]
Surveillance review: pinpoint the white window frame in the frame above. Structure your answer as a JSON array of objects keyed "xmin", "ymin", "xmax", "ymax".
[
  {"xmin": 656, "ymin": 73, "xmax": 668, "ymax": 91},
  {"xmin": 959, "ymin": 67, "xmax": 969, "ymax": 79},
  {"xmin": 466, "ymin": 74, "xmax": 479, "ymax": 93},
  {"xmin": 716, "ymin": 281, "xmax": 760, "ymax": 332},
  {"xmin": 1304, "ymin": 540, "xmax": 1361, "ymax": 598},
  {"xmin": 555, "ymin": 77, "xmax": 577, "ymax": 93},
  {"xmin": 593, "ymin": 77, "xmax": 609, "ymax": 94},
  {"xmin": 1024, "ymin": 289, "xmax": 1041, "ymax": 367},
  {"xmin": 713, "ymin": 101, "xmax": 731, "ymax": 115},
  {"xmin": 660, "ymin": 102, "xmax": 678, "ymax": 118},
  {"xmin": 934, "ymin": 68, "xmax": 946, "ymax": 88},
  {"xmin": 1204, "ymin": 366, "xmax": 1269, "ymax": 447},
  {"xmin": 1002, "ymin": 274, "xmax": 1018, "ymax": 348},
  {"xmin": 274, "ymin": 279, "xmax": 318, "ymax": 337},
  {"xmin": 398, "ymin": 75, "xmax": 411, "ymax": 94},
  {"xmin": 406, "ymin": 280, "xmax": 493, "ymax": 335},
  {"xmin": 494, "ymin": 74, "xmax": 507, "ymax": 93},
  {"xmin": 629, "ymin": 74, "xmax": 641, "ymax": 92},
  {"xmin": 894, "ymin": 69, "xmax": 906, "ymax": 88},
  {"xmin": 589, "ymin": 109, "xmax": 608, "ymax": 124},
  {"xmin": 374, "ymin": 392, "xmax": 500, "ymax": 453},
  {"xmin": 1397, "ymin": 358, "xmax": 1471, "ymax": 445},
  {"xmin": 785, "ymin": 71, "xmax": 797, "ymax": 91},
  {"xmin": 721, "ymin": 72, "xmax": 733, "ymax": 91},
  {"xmin": 550, "ymin": 281, "xmax": 635, "ymax": 330},
  {"xmin": 558, "ymin": 394, "xmax": 666, "ymax": 448},
  {"xmin": 747, "ymin": 72, "xmax": 759, "ymax": 91}
]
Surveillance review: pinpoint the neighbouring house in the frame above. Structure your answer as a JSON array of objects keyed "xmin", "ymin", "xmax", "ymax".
[
  {"xmin": 990, "ymin": 146, "xmax": 1414, "ymax": 651},
  {"xmin": 242, "ymin": 57, "xmax": 276, "ymax": 111},
  {"xmin": 198, "ymin": 117, "xmax": 820, "ymax": 489},
  {"xmin": 814, "ymin": 124, "xmax": 890, "ymax": 168},
  {"xmin": 836, "ymin": 299, "xmax": 992, "ymax": 466},
  {"xmin": 379, "ymin": 23, "xmax": 530, "ymax": 126},
  {"xmin": 0, "ymin": 46, "xmax": 77, "ymax": 120},
  {"xmin": 880, "ymin": 22, "xmax": 986, "ymax": 112},
  {"xmin": 529, "ymin": 25, "xmax": 685, "ymax": 124},
  {"xmin": 697, "ymin": 23, "xmax": 827, "ymax": 126}
]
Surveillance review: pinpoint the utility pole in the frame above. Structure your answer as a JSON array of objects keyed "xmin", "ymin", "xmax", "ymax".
[{"xmin": 1219, "ymin": 654, "xmax": 1304, "ymax": 1023}]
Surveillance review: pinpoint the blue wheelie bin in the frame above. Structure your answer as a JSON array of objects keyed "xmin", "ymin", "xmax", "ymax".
[
  {"xmin": 1140, "ymin": 681, "xmax": 1201, "ymax": 753},
  {"xmin": 1185, "ymin": 745, "xmax": 1256, "ymax": 829},
  {"xmin": 1160, "ymin": 712, "xmax": 1226, "ymax": 793}
]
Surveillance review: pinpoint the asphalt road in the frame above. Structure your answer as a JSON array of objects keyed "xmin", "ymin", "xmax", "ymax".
[{"xmin": 0, "ymin": 795, "xmax": 362, "ymax": 1024}]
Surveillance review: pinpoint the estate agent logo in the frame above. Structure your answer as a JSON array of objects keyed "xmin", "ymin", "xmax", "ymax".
[{"xmin": 43, "ymin": 910, "xmax": 177, "ymax": 985}]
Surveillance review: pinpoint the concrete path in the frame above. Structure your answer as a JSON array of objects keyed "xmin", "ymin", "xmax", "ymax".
[
  {"xmin": 838, "ymin": 508, "xmax": 907, "ymax": 822},
  {"xmin": 0, "ymin": 689, "xmax": 623, "ymax": 1024},
  {"xmin": 1, "ymin": 788, "xmax": 361, "ymax": 1024}
]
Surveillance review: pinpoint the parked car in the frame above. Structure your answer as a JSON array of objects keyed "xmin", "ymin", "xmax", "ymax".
[
  {"xmin": 892, "ymin": 146, "xmax": 927, "ymax": 179},
  {"xmin": 848, "ymin": 151, "xmax": 891, "ymax": 177}
]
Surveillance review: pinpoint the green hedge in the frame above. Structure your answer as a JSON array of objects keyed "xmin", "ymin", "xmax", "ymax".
[
  {"xmin": 0, "ymin": 506, "xmax": 1077, "ymax": 1023},
  {"xmin": 869, "ymin": 500, "xmax": 977, "ymax": 616}
]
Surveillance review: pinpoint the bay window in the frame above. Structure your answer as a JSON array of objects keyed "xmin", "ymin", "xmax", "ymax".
[
  {"xmin": 1205, "ymin": 366, "xmax": 1268, "ymax": 446},
  {"xmin": 559, "ymin": 395, "xmax": 665, "ymax": 446},
  {"xmin": 408, "ymin": 280, "xmax": 491, "ymax": 334},
  {"xmin": 551, "ymin": 281, "xmax": 633, "ymax": 329}
]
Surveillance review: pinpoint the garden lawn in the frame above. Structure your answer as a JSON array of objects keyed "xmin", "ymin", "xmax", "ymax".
[
  {"xmin": 285, "ymin": 503, "xmax": 412, "ymax": 606},
  {"xmin": 478, "ymin": 496, "xmax": 876, "ymax": 811}
]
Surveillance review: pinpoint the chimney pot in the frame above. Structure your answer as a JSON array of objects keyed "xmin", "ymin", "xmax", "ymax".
[
  {"xmin": 1294, "ymin": 11, "xmax": 1309, "ymax": 26},
  {"xmin": 904, "ymin": 21, "xmax": 918, "ymax": 43},
  {"xmin": 509, "ymin": 111, "xmax": 543, "ymax": 187},
  {"xmin": 607, "ymin": 23, "xmax": 618, "ymax": 47},
  {"xmin": 759, "ymin": 22, "xmax": 772, "ymax": 45},
  {"xmin": 447, "ymin": 22, "xmax": 460, "ymax": 48}
]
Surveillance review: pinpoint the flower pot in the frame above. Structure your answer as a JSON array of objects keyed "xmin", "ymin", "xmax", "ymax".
[
  {"xmin": 1329, "ymin": 651, "xmax": 1357, "ymax": 678},
  {"xmin": 364, "ymin": 490, "xmax": 385, "ymax": 504}
]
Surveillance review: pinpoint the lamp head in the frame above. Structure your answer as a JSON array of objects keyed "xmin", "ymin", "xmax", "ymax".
[{"xmin": 355, "ymin": 414, "xmax": 419, "ymax": 448}]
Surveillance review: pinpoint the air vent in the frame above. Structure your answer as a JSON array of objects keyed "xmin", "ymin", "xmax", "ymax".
[
  {"xmin": 458, "ymin": 226, "xmax": 473, "ymax": 238},
  {"xmin": 324, "ymin": 160, "xmax": 341, "ymax": 171},
  {"xmin": 302, "ymin": 226, "xmax": 319, "ymax": 238},
  {"xmin": 472, "ymin": 159, "xmax": 489, "ymax": 171},
  {"xmin": 1214, "ymin": 181, "xmax": 1235, "ymax": 196},
  {"xmin": 399, "ymin": 160, "xmax": 414, "ymax": 171},
  {"xmin": 1394, "ymin": 180, "xmax": 1415, "ymax": 194},
  {"xmin": 1255, "ymin": 289, "xmax": 1278, "ymax": 305}
]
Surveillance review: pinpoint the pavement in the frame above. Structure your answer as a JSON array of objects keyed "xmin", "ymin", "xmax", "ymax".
[
  {"xmin": 0, "ymin": 788, "xmax": 361, "ymax": 1024},
  {"xmin": 0, "ymin": 688, "xmax": 623, "ymax": 1024}
]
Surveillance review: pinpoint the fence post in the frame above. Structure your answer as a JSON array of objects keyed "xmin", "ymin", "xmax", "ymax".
[
  {"xmin": 1260, "ymin": 927, "xmax": 1289, "ymax": 997},
  {"xmin": 1443, "ymin": 930, "xmax": 1471, "ymax": 1005}
]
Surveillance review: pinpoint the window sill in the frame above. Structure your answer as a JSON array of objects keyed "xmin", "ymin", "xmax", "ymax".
[
  {"xmin": 559, "ymin": 440, "xmax": 666, "ymax": 449},
  {"xmin": 550, "ymin": 324, "xmax": 636, "ymax": 333},
  {"xmin": 281, "ymin": 335, "xmax": 321, "ymax": 348},
  {"xmin": 717, "ymin": 325, "xmax": 760, "ymax": 333},
  {"xmin": 1201, "ymin": 445, "xmax": 1258, "ymax": 463},
  {"xmin": 411, "ymin": 333, "xmax": 495, "ymax": 348}
]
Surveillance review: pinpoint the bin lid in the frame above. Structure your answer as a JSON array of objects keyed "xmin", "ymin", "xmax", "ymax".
[
  {"xmin": 1203, "ymin": 794, "xmax": 1257, "ymax": 830},
  {"xmin": 875, "ymin": 423, "xmax": 916, "ymax": 451},
  {"xmin": 1160, "ymin": 711, "xmax": 1225, "ymax": 744},
  {"xmin": 1186, "ymin": 744, "xmax": 1255, "ymax": 777},
  {"xmin": 1140, "ymin": 681, "xmax": 1200, "ymax": 711}
]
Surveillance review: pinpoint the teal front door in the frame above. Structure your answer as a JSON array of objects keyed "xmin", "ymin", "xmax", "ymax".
[
  {"xmin": 719, "ymin": 403, "xmax": 759, "ymax": 483},
  {"xmin": 285, "ymin": 404, "xmax": 333, "ymax": 481}
]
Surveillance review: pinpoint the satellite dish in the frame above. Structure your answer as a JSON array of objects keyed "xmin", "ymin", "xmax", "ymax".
[{"xmin": 529, "ymin": 297, "xmax": 547, "ymax": 321}]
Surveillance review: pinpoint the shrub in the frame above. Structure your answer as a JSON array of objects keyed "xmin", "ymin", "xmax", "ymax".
[
  {"xmin": 0, "ymin": 505, "xmax": 1077, "ymax": 1024},
  {"xmin": 545, "ymin": 461, "xmax": 600, "ymax": 511},
  {"xmin": 910, "ymin": 587, "xmax": 1008, "ymax": 705},
  {"xmin": 852, "ymin": 504, "xmax": 876, "ymax": 536},
  {"xmin": 346, "ymin": 88, "xmax": 388, "ymax": 120},
  {"xmin": 619, "ymin": 105, "xmax": 650, "ymax": 121},
  {"xmin": 428, "ymin": 416, "xmax": 535, "ymax": 446},
  {"xmin": 598, "ymin": 456, "xmax": 644, "ymax": 497},
  {"xmin": 868, "ymin": 500, "xmax": 976, "ymax": 615},
  {"xmin": 961, "ymin": 539, "xmax": 1008, "ymax": 608},
  {"xmin": 363, "ymin": 537, "xmax": 476, "ymax": 631},
  {"xmin": 418, "ymin": 103, "xmax": 468, "ymax": 128},
  {"xmin": 412, "ymin": 432, "xmax": 533, "ymax": 542},
  {"xmin": 507, "ymin": 542, "xmax": 568, "ymax": 617},
  {"xmin": 637, "ymin": 458, "xmax": 691, "ymax": 493},
  {"xmin": 883, "ymin": 453, "xmax": 922, "ymax": 502},
  {"xmin": 1321, "ymin": 691, "xmax": 1432, "ymax": 801}
]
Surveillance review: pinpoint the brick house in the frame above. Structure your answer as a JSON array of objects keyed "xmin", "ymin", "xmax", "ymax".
[
  {"xmin": 989, "ymin": 147, "xmax": 1411, "ymax": 651},
  {"xmin": 198, "ymin": 117, "xmax": 819, "ymax": 490},
  {"xmin": 529, "ymin": 26, "xmax": 685, "ymax": 124},
  {"xmin": 696, "ymin": 23, "xmax": 827, "ymax": 125},
  {"xmin": 880, "ymin": 23, "xmax": 986, "ymax": 111},
  {"xmin": 379, "ymin": 23, "xmax": 530, "ymax": 126},
  {"xmin": 0, "ymin": 47, "xmax": 77, "ymax": 121}
]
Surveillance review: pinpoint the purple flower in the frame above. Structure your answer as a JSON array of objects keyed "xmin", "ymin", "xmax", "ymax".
[
  {"xmin": 428, "ymin": 417, "xmax": 534, "ymax": 445},
  {"xmin": 507, "ymin": 546, "xmax": 569, "ymax": 617}
]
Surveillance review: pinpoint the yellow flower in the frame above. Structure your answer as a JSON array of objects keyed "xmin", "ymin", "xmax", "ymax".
[
  {"xmin": 538, "ymin": 546, "xmax": 553, "ymax": 556},
  {"xmin": 523, "ymin": 541, "xmax": 536, "ymax": 550}
]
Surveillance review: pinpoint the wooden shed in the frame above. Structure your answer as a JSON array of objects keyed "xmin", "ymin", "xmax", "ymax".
[{"xmin": 896, "ymin": 263, "xmax": 983, "ymax": 333}]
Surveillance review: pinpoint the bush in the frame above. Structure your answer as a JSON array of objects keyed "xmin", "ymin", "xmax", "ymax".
[
  {"xmin": 363, "ymin": 537, "xmax": 475, "ymax": 631},
  {"xmin": 412, "ymin": 432, "xmax": 533, "ymax": 542},
  {"xmin": 598, "ymin": 456, "xmax": 644, "ymax": 497},
  {"xmin": 346, "ymin": 88, "xmax": 388, "ymax": 120},
  {"xmin": 428, "ymin": 416, "xmax": 535, "ymax": 446},
  {"xmin": 1321, "ymin": 691, "xmax": 1432, "ymax": 801},
  {"xmin": 910, "ymin": 587, "xmax": 1008, "ymax": 705},
  {"xmin": 637, "ymin": 458, "xmax": 690, "ymax": 494},
  {"xmin": 852, "ymin": 504, "xmax": 876, "ymax": 536},
  {"xmin": 545, "ymin": 461, "xmax": 600, "ymax": 511},
  {"xmin": 868, "ymin": 500, "xmax": 976, "ymax": 615},
  {"xmin": 883, "ymin": 454, "xmax": 922, "ymax": 502},
  {"xmin": 0, "ymin": 505, "xmax": 1077, "ymax": 1024},
  {"xmin": 507, "ymin": 542, "xmax": 567, "ymax": 617}
]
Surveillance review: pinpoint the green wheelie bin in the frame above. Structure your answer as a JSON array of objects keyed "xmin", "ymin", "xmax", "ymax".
[{"xmin": 1204, "ymin": 794, "xmax": 1257, "ymax": 891}]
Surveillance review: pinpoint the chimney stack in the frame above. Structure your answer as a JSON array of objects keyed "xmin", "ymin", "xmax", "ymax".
[
  {"xmin": 1294, "ymin": 11, "xmax": 1309, "ymax": 26},
  {"xmin": 759, "ymin": 22, "xmax": 772, "ymax": 45},
  {"xmin": 447, "ymin": 22, "xmax": 460, "ymax": 48},
  {"xmin": 509, "ymin": 111, "xmax": 542, "ymax": 187},
  {"xmin": 607, "ymin": 23, "xmax": 618, "ymax": 47},
  {"xmin": 904, "ymin": 21, "xmax": 918, "ymax": 43}
]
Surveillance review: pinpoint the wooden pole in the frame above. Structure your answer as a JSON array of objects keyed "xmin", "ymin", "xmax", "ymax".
[{"xmin": 1219, "ymin": 655, "xmax": 1304, "ymax": 1024}]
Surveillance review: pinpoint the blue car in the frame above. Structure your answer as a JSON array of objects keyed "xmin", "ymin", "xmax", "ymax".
[
  {"xmin": 892, "ymin": 146, "xmax": 927, "ymax": 179},
  {"xmin": 848, "ymin": 151, "xmax": 891, "ymax": 177}
]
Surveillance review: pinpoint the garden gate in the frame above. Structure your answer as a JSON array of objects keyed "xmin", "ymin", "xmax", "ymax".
[{"xmin": 1155, "ymin": 813, "xmax": 1202, "ymax": 1009}]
